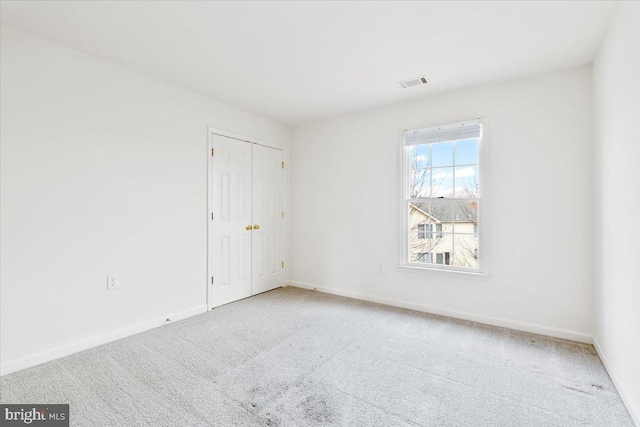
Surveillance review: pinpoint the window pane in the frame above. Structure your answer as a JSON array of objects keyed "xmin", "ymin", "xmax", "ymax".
[
  {"xmin": 453, "ymin": 200, "xmax": 478, "ymax": 234},
  {"xmin": 409, "ymin": 168, "xmax": 431, "ymax": 198},
  {"xmin": 431, "ymin": 141, "xmax": 454, "ymax": 167},
  {"xmin": 428, "ymin": 200, "xmax": 453, "ymax": 235},
  {"xmin": 430, "ymin": 233, "xmax": 454, "ymax": 266},
  {"xmin": 409, "ymin": 145, "xmax": 430, "ymax": 169},
  {"xmin": 454, "ymin": 165, "xmax": 479, "ymax": 198},
  {"xmin": 453, "ymin": 234, "xmax": 478, "ymax": 269},
  {"xmin": 455, "ymin": 138, "xmax": 479, "ymax": 165},
  {"xmin": 409, "ymin": 201, "xmax": 431, "ymax": 224},
  {"xmin": 409, "ymin": 202, "xmax": 434, "ymax": 240},
  {"xmin": 431, "ymin": 167, "xmax": 453, "ymax": 197},
  {"xmin": 409, "ymin": 232, "xmax": 431, "ymax": 263}
]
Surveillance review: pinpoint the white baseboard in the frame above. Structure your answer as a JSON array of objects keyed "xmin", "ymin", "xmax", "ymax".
[
  {"xmin": 593, "ymin": 337, "xmax": 640, "ymax": 427},
  {"xmin": 286, "ymin": 281, "xmax": 592, "ymax": 343},
  {"xmin": 0, "ymin": 304, "xmax": 208, "ymax": 376}
]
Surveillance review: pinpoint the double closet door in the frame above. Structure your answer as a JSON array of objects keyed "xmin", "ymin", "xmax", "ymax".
[{"xmin": 209, "ymin": 133, "xmax": 285, "ymax": 308}]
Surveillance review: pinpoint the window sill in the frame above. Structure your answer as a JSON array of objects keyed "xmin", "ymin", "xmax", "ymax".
[{"xmin": 397, "ymin": 265, "xmax": 491, "ymax": 281}]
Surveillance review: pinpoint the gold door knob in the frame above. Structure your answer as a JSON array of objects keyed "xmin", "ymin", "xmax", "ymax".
[
  {"xmin": 246, "ymin": 225, "xmax": 252, "ymax": 230},
  {"xmin": 253, "ymin": 224, "xmax": 260, "ymax": 230}
]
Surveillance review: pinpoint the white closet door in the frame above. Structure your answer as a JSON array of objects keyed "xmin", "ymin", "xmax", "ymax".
[
  {"xmin": 209, "ymin": 134, "xmax": 253, "ymax": 308},
  {"xmin": 251, "ymin": 144, "xmax": 285, "ymax": 295}
]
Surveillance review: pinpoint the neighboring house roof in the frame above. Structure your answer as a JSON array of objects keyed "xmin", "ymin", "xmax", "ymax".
[{"xmin": 410, "ymin": 201, "xmax": 477, "ymax": 223}]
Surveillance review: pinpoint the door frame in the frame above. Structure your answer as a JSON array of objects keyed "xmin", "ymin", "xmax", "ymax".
[{"xmin": 206, "ymin": 126, "xmax": 286, "ymax": 310}]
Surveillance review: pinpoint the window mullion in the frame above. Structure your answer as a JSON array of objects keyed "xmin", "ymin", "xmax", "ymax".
[
  {"xmin": 429, "ymin": 144, "xmax": 433, "ymax": 198},
  {"xmin": 452, "ymin": 140, "xmax": 456, "ymax": 198}
]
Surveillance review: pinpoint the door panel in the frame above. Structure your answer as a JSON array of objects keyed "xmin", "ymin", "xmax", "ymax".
[
  {"xmin": 209, "ymin": 134, "xmax": 252, "ymax": 308},
  {"xmin": 251, "ymin": 144, "xmax": 285, "ymax": 295}
]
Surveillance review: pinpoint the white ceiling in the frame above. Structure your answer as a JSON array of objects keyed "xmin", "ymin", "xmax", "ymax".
[{"xmin": 0, "ymin": 1, "xmax": 618, "ymax": 125}]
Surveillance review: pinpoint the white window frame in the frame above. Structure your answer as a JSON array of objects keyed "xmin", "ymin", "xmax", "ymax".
[{"xmin": 399, "ymin": 118, "xmax": 489, "ymax": 277}]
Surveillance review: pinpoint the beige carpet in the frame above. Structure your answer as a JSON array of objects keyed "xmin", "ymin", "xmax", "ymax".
[{"xmin": 0, "ymin": 287, "xmax": 634, "ymax": 426}]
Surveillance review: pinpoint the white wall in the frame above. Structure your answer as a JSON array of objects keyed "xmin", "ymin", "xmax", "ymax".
[
  {"xmin": 290, "ymin": 66, "xmax": 594, "ymax": 341},
  {"xmin": 593, "ymin": 1, "xmax": 640, "ymax": 424},
  {"xmin": 0, "ymin": 25, "xmax": 290, "ymax": 374}
]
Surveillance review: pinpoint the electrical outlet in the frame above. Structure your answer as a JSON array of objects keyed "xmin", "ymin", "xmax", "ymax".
[
  {"xmin": 107, "ymin": 275, "xmax": 119, "ymax": 290},
  {"xmin": 378, "ymin": 263, "xmax": 383, "ymax": 273}
]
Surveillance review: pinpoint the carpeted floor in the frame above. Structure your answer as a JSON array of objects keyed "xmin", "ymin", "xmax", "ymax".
[{"xmin": 0, "ymin": 286, "xmax": 634, "ymax": 426}]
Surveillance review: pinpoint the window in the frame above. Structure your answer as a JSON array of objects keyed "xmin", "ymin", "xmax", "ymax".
[
  {"xmin": 404, "ymin": 120, "xmax": 483, "ymax": 272},
  {"xmin": 417, "ymin": 223, "xmax": 431, "ymax": 239},
  {"xmin": 417, "ymin": 223, "xmax": 441, "ymax": 239},
  {"xmin": 418, "ymin": 252, "xmax": 432, "ymax": 263}
]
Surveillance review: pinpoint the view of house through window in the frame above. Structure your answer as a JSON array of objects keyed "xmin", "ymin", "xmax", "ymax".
[{"xmin": 404, "ymin": 121, "xmax": 482, "ymax": 271}]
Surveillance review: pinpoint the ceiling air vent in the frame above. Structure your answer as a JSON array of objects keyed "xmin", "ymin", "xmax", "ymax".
[{"xmin": 397, "ymin": 76, "xmax": 428, "ymax": 89}]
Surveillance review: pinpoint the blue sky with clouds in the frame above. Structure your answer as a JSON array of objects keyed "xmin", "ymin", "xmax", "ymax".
[{"xmin": 409, "ymin": 138, "xmax": 479, "ymax": 197}]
